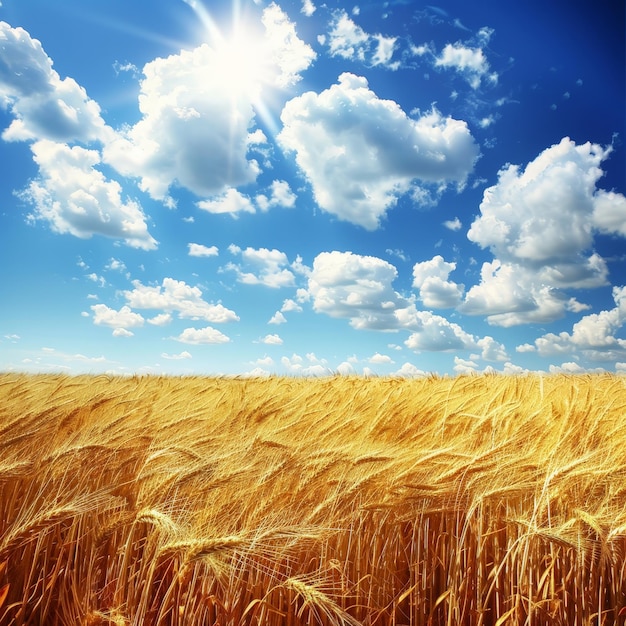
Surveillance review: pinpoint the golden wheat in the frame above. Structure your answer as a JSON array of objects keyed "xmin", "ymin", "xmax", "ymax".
[{"xmin": 0, "ymin": 372, "xmax": 625, "ymax": 625}]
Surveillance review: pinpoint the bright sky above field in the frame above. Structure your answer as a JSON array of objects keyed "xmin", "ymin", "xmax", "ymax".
[{"xmin": 0, "ymin": 0, "xmax": 624, "ymax": 376}]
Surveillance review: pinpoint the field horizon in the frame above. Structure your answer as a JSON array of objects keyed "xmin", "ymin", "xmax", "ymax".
[{"xmin": 1, "ymin": 372, "xmax": 625, "ymax": 625}]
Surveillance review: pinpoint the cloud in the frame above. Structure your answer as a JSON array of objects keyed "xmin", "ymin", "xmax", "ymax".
[
  {"xmin": 112, "ymin": 328, "xmax": 135, "ymax": 338},
  {"xmin": 268, "ymin": 311, "xmax": 287, "ymax": 325},
  {"xmin": 532, "ymin": 286, "xmax": 626, "ymax": 361},
  {"xmin": 393, "ymin": 362, "xmax": 427, "ymax": 377},
  {"xmin": 197, "ymin": 189, "xmax": 256, "ymax": 216},
  {"xmin": 188, "ymin": 243, "xmax": 219, "ymax": 257},
  {"xmin": 368, "ymin": 352, "xmax": 394, "ymax": 364},
  {"xmin": 443, "ymin": 217, "xmax": 462, "ymax": 231},
  {"xmin": 148, "ymin": 313, "xmax": 172, "ymax": 326},
  {"xmin": 174, "ymin": 326, "xmax": 231, "ymax": 344},
  {"xmin": 161, "ymin": 351, "xmax": 192, "ymax": 360},
  {"xmin": 20, "ymin": 140, "xmax": 157, "ymax": 250},
  {"xmin": 226, "ymin": 246, "xmax": 296, "ymax": 288},
  {"xmin": 412, "ymin": 255, "xmax": 463, "ymax": 308},
  {"xmin": 326, "ymin": 11, "xmax": 398, "ymax": 69},
  {"xmin": 435, "ymin": 42, "xmax": 497, "ymax": 89},
  {"xmin": 403, "ymin": 310, "xmax": 476, "ymax": 352},
  {"xmin": 462, "ymin": 138, "xmax": 626, "ymax": 325},
  {"xmin": 281, "ymin": 352, "xmax": 329, "ymax": 376},
  {"xmin": 261, "ymin": 2, "xmax": 317, "ymax": 88},
  {"xmin": 124, "ymin": 277, "xmax": 239, "ymax": 322},
  {"xmin": 91, "ymin": 304, "xmax": 144, "ymax": 333},
  {"xmin": 261, "ymin": 333, "xmax": 283, "ymax": 345},
  {"xmin": 103, "ymin": 47, "xmax": 260, "ymax": 202},
  {"xmin": 255, "ymin": 180, "xmax": 297, "ymax": 211},
  {"xmin": 301, "ymin": 0, "xmax": 316, "ymax": 16},
  {"xmin": 0, "ymin": 22, "xmax": 108, "ymax": 143},
  {"xmin": 307, "ymin": 251, "xmax": 406, "ymax": 329},
  {"xmin": 278, "ymin": 73, "xmax": 479, "ymax": 229},
  {"xmin": 102, "ymin": 4, "xmax": 314, "ymax": 204}
]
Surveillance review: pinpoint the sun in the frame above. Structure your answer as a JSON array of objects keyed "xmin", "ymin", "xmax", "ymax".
[
  {"xmin": 214, "ymin": 27, "xmax": 272, "ymax": 101},
  {"xmin": 185, "ymin": 0, "xmax": 275, "ymax": 102}
]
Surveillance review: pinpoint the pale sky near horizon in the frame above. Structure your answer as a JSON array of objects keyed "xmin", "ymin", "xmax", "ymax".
[{"xmin": 1, "ymin": 0, "xmax": 625, "ymax": 376}]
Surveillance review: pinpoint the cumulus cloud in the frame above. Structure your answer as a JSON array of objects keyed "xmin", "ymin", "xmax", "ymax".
[
  {"xmin": 20, "ymin": 140, "xmax": 157, "ymax": 249},
  {"xmin": 174, "ymin": 326, "xmax": 231, "ymax": 344},
  {"xmin": 161, "ymin": 351, "xmax": 192, "ymax": 360},
  {"xmin": 301, "ymin": 0, "xmax": 316, "ymax": 16},
  {"xmin": 91, "ymin": 304, "xmax": 144, "ymax": 333},
  {"xmin": 103, "ymin": 50, "xmax": 256, "ymax": 202},
  {"xmin": 255, "ymin": 180, "xmax": 297, "ymax": 211},
  {"xmin": 188, "ymin": 243, "xmax": 219, "ymax": 257},
  {"xmin": 103, "ymin": 4, "xmax": 313, "ymax": 203},
  {"xmin": 197, "ymin": 189, "xmax": 256, "ymax": 216},
  {"xmin": 393, "ymin": 362, "xmax": 428, "ymax": 377},
  {"xmin": 0, "ymin": 22, "xmax": 108, "ymax": 143},
  {"xmin": 435, "ymin": 42, "xmax": 497, "ymax": 89},
  {"xmin": 307, "ymin": 251, "xmax": 406, "ymax": 329},
  {"xmin": 226, "ymin": 246, "xmax": 296, "ymax": 288},
  {"xmin": 261, "ymin": 2, "xmax": 317, "ymax": 87},
  {"xmin": 412, "ymin": 255, "xmax": 463, "ymax": 308},
  {"xmin": 403, "ymin": 310, "xmax": 476, "ymax": 352},
  {"xmin": 268, "ymin": 311, "xmax": 287, "ymax": 325},
  {"xmin": 443, "ymin": 217, "xmax": 462, "ymax": 231},
  {"xmin": 368, "ymin": 352, "xmax": 394, "ymax": 364},
  {"xmin": 532, "ymin": 286, "xmax": 626, "ymax": 361},
  {"xmin": 278, "ymin": 73, "xmax": 479, "ymax": 230},
  {"xmin": 462, "ymin": 138, "xmax": 626, "ymax": 325},
  {"xmin": 326, "ymin": 11, "xmax": 398, "ymax": 69},
  {"xmin": 124, "ymin": 277, "xmax": 239, "ymax": 322},
  {"xmin": 261, "ymin": 333, "xmax": 283, "ymax": 345}
]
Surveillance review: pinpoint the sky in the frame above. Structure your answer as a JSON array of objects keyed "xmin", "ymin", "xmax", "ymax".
[{"xmin": 0, "ymin": 0, "xmax": 625, "ymax": 377}]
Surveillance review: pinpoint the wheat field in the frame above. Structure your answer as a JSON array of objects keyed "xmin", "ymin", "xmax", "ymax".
[{"xmin": 0, "ymin": 373, "xmax": 625, "ymax": 625}]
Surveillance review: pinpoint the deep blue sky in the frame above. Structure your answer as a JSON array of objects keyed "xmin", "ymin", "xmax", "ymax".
[{"xmin": 1, "ymin": 0, "xmax": 624, "ymax": 376}]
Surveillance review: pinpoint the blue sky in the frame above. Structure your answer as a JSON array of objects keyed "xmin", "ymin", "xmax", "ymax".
[{"xmin": 0, "ymin": 0, "xmax": 624, "ymax": 376}]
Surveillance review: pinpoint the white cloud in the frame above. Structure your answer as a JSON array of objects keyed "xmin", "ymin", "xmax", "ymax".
[
  {"xmin": 0, "ymin": 22, "xmax": 108, "ymax": 143},
  {"xmin": 226, "ymin": 246, "xmax": 295, "ymax": 288},
  {"xmin": 268, "ymin": 311, "xmax": 287, "ymax": 325},
  {"xmin": 301, "ymin": 0, "xmax": 316, "ymax": 16},
  {"xmin": 326, "ymin": 11, "xmax": 397, "ymax": 69},
  {"xmin": 532, "ymin": 286, "xmax": 626, "ymax": 360},
  {"xmin": 453, "ymin": 356, "xmax": 479, "ymax": 374},
  {"xmin": 103, "ymin": 4, "xmax": 314, "ymax": 203},
  {"xmin": 261, "ymin": 2, "xmax": 317, "ymax": 88},
  {"xmin": 161, "ymin": 351, "xmax": 192, "ymax": 360},
  {"xmin": 124, "ymin": 277, "xmax": 239, "ymax": 322},
  {"xmin": 112, "ymin": 328, "xmax": 135, "ymax": 338},
  {"xmin": 281, "ymin": 298, "xmax": 302, "ymax": 313},
  {"xmin": 255, "ymin": 180, "xmax": 297, "ymax": 211},
  {"xmin": 188, "ymin": 243, "xmax": 219, "ymax": 257},
  {"xmin": 403, "ymin": 310, "xmax": 476, "ymax": 352},
  {"xmin": 443, "ymin": 217, "xmax": 462, "ymax": 231},
  {"xmin": 197, "ymin": 188, "xmax": 256, "ymax": 216},
  {"xmin": 281, "ymin": 353, "xmax": 329, "ymax": 376},
  {"xmin": 336, "ymin": 361, "xmax": 356, "ymax": 375},
  {"xmin": 435, "ymin": 42, "xmax": 497, "ymax": 89},
  {"xmin": 21, "ymin": 140, "xmax": 157, "ymax": 250},
  {"xmin": 393, "ymin": 362, "xmax": 427, "ymax": 377},
  {"xmin": 368, "ymin": 352, "xmax": 394, "ymax": 364},
  {"xmin": 412, "ymin": 255, "xmax": 463, "ymax": 308},
  {"xmin": 91, "ymin": 304, "xmax": 144, "ymax": 331},
  {"xmin": 148, "ymin": 313, "xmax": 172, "ymax": 326},
  {"xmin": 307, "ymin": 251, "xmax": 406, "ymax": 329},
  {"xmin": 261, "ymin": 333, "xmax": 283, "ymax": 345},
  {"xmin": 476, "ymin": 335, "xmax": 508, "ymax": 361},
  {"xmin": 103, "ymin": 46, "xmax": 260, "ymax": 202},
  {"xmin": 174, "ymin": 326, "xmax": 230, "ymax": 344},
  {"xmin": 278, "ymin": 73, "xmax": 479, "ymax": 230},
  {"xmin": 463, "ymin": 138, "xmax": 626, "ymax": 325}
]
